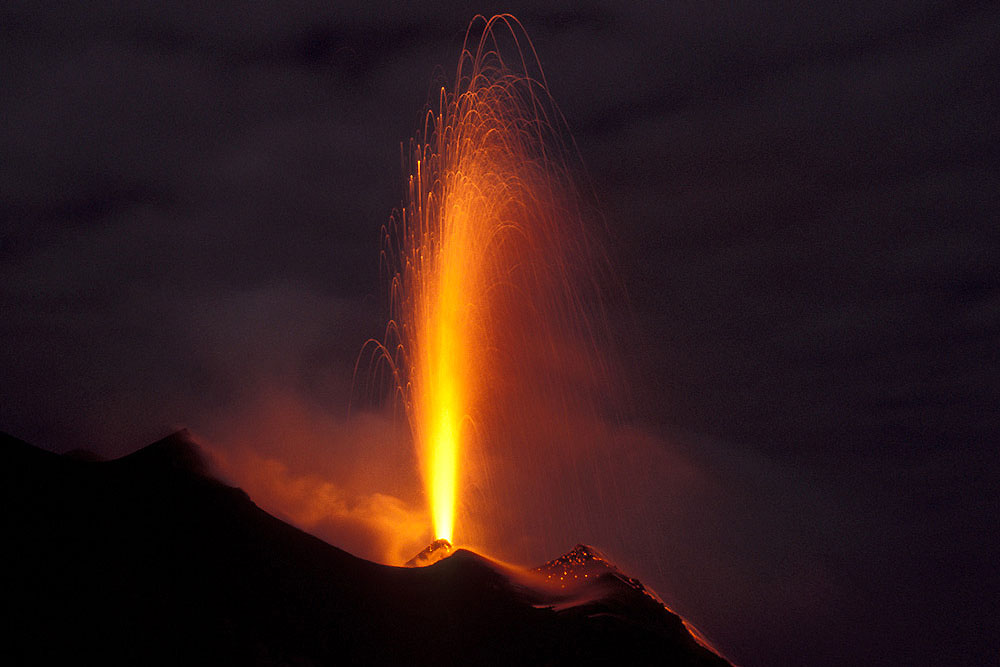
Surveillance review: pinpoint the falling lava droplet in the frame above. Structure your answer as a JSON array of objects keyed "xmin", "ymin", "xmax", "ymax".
[{"xmin": 404, "ymin": 538, "xmax": 454, "ymax": 567}]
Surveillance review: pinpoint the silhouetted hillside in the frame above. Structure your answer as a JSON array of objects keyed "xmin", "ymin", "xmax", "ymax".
[{"xmin": 1, "ymin": 430, "xmax": 730, "ymax": 666}]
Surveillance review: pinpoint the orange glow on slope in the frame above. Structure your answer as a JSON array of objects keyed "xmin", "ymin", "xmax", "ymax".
[{"xmin": 367, "ymin": 14, "xmax": 614, "ymax": 545}]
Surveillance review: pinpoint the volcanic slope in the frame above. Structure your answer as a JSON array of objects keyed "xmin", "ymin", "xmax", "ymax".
[{"xmin": 1, "ymin": 429, "xmax": 731, "ymax": 666}]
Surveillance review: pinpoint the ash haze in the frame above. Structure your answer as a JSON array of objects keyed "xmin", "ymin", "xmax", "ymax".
[{"xmin": 2, "ymin": 2, "xmax": 997, "ymax": 665}]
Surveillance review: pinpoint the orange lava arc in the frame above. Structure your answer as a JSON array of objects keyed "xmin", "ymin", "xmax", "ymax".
[{"xmin": 370, "ymin": 15, "xmax": 606, "ymax": 544}]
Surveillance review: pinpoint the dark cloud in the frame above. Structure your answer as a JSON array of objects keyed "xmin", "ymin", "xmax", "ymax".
[{"xmin": 1, "ymin": 2, "xmax": 997, "ymax": 665}]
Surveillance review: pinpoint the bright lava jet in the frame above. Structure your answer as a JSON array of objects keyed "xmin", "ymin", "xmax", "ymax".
[{"xmin": 368, "ymin": 14, "xmax": 613, "ymax": 549}]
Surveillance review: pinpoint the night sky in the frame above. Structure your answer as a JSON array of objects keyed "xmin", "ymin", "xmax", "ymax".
[{"xmin": 2, "ymin": 2, "xmax": 997, "ymax": 665}]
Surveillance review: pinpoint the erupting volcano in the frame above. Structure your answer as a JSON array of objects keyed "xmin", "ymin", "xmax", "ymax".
[
  {"xmin": 367, "ymin": 14, "xmax": 614, "ymax": 550},
  {"xmin": 2, "ymin": 13, "xmax": 734, "ymax": 666},
  {"xmin": 2, "ymin": 429, "xmax": 731, "ymax": 665}
]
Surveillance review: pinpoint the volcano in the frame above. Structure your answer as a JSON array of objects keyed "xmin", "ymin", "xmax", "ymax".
[{"xmin": 1, "ymin": 429, "xmax": 730, "ymax": 665}]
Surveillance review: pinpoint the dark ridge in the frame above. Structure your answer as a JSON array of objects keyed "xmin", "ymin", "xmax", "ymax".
[
  {"xmin": 62, "ymin": 448, "xmax": 107, "ymax": 462},
  {"xmin": 112, "ymin": 428, "xmax": 210, "ymax": 476},
  {"xmin": 0, "ymin": 430, "xmax": 61, "ymax": 463},
  {"xmin": 1, "ymin": 430, "xmax": 731, "ymax": 666}
]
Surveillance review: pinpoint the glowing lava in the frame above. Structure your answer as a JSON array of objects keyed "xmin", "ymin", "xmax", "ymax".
[{"xmin": 370, "ymin": 14, "xmax": 611, "ymax": 546}]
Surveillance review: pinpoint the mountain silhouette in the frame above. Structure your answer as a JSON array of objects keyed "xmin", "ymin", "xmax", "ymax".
[{"xmin": 1, "ymin": 429, "xmax": 731, "ymax": 665}]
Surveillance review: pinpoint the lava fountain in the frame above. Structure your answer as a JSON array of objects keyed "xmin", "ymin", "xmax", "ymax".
[{"xmin": 366, "ymin": 15, "xmax": 617, "ymax": 550}]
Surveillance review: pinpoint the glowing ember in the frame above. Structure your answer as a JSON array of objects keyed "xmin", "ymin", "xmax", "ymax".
[
  {"xmin": 404, "ymin": 538, "xmax": 453, "ymax": 567},
  {"xmin": 368, "ymin": 14, "xmax": 612, "ymax": 547}
]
